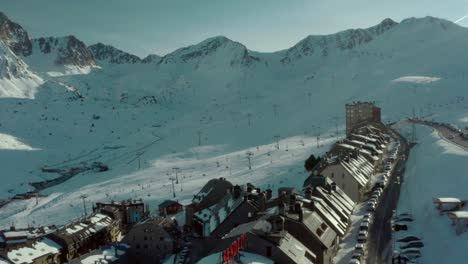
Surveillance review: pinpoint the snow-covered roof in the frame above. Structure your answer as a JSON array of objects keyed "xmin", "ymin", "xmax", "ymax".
[
  {"xmin": 338, "ymin": 143, "xmax": 356, "ymax": 150},
  {"xmin": 340, "ymin": 155, "xmax": 373, "ymax": 187},
  {"xmin": 7, "ymin": 238, "xmax": 61, "ymax": 264},
  {"xmin": 432, "ymin": 198, "xmax": 462, "ymax": 204},
  {"xmin": 448, "ymin": 211, "xmax": 468, "ymax": 219},
  {"xmin": 193, "ymin": 192, "xmax": 244, "ymax": 235},
  {"xmin": 359, "ymin": 149, "xmax": 379, "ymax": 161}
]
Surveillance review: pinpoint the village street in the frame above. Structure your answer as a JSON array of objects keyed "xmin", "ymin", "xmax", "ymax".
[{"xmin": 367, "ymin": 129, "xmax": 409, "ymax": 264}]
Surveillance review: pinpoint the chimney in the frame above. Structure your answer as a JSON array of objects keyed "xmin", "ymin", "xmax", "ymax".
[
  {"xmin": 233, "ymin": 185, "xmax": 241, "ymax": 199},
  {"xmin": 278, "ymin": 203, "xmax": 286, "ymax": 216},
  {"xmin": 275, "ymin": 216, "xmax": 285, "ymax": 231},
  {"xmin": 309, "ymin": 200, "xmax": 315, "ymax": 212},
  {"xmin": 279, "ymin": 191, "xmax": 287, "ymax": 205},
  {"xmin": 256, "ymin": 188, "xmax": 261, "ymax": 194},
  {"xmin": 305, "ymin": 187, "xmax": 313, "ymax": 199},
  {"xmin": 247, "ymin": 186, "xmax": 253, "ymax": 193},
  {"xmin": 325, "ymin": 184, "xmax": 332, "ymax": 194},
  {"xmin": 295, "ymin": 202, "xmax": 303, "ymax": 222},
  {"xmin": 266, "ymin": 189, "xmax": 272, "ymax": 200},
  {"xmin": 331, "ymin": 183, "xmax": 337, "ymax": 192},
  {"xmin": 258, "ymin": 192, "xmax": 266, "ymax": 212},
  {"xmin": 289, "ymin": 194, "xmax": 297, "ymax": 213}
]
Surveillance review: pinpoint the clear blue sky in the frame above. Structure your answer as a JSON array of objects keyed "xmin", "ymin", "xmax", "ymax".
[{"xmin": 2, "ymin": 0, "xmax": 468, "ymax": 57}]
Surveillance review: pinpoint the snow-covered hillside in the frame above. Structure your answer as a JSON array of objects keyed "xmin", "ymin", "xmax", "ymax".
[
  {"xmin": 394, "ymin": 122, "xmax": 468, "ymax": 263},
  {"xmin": 0, "ymin": 11, "xmax": 467, "ymax": 241},
  {"xmin": 0, "ymin": 41, "xmax": 43, "ymax": 98}
]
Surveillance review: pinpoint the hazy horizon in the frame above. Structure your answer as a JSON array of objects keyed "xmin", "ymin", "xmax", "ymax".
[{"xmin": 2, "ymin": 0, "xmax": 468, "ymax": 57}]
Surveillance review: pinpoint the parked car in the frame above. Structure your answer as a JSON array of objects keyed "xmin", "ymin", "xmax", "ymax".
[
  {"xmin": 349, "ymin": 259, "xmax": 361, "ymax": 264},
  {"xmin": 397, "ymin": 236, "xmax": 421, "ymax": 243},
  {"xmin": 401, "ymin": 248, "xmax": 421, "ymax": 258},
  {"xmin": 351, "ymin": 252, "xmax": 362, "ymax": 261},
  {"xmin": 354, "ymin": 243, "xmax": 366, "ymax": 254},
  {"xmin": 393, "ymin": 223, "xmax": 408, "ymax": 231},
  {"xmin": 400, "ymin": 241, "xmax": 424, "ymax": 249},
  {"xmin": 357, "ymin": 230, "xmax": 368, "ymax": 243},
  {"xmin": 360, "ymin": 221, "xmax": 370, "ymax": 231},
  {"xmin": 395, "ymin": 216, "xmax": 414, "ymax": 222}
]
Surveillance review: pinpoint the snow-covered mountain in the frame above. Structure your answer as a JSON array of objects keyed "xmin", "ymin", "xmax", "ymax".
[
  {"xmin": 0, "ymin": 11, "xmax": 32, "ymax": 57},
  {"xmin": 24, "ymin": 36, "xmax": 96, "ymax": 76},
  {"xmin": 142, "ymin": 54, "xmax": 161, "ymax": 64},
  {"xmin": 0, "ymin": 13, "xmax": 467, "ymax": 255},
  {"xmin": 0, "ymin": 41, "xmax": 43, "ymax": 98},
  {"xmin": 89, "ymin": 43, "xmax": 141, "ymax": 64}
]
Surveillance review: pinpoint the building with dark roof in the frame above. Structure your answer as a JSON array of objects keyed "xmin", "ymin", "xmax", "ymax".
[
  {"xmin": 185, "ymin": 177, "xmax": 233, "ymax": 227},
  {"xmin": 46, "ymin": 213, "xmax": 118, "ymax": 262},
  {"xmin": 209, "ymin": 218, "xmax": 317, "ymax": 264},
  {"xmin": 93, "ymin": 199, "xmax": 148, "ymax": 232},
  {"xmin": 158, "ymin": 200, "xmax": 183, "ymax": 216},
  {"xmin": 121, "ymin": 217, "xmax": 179, "ymax": 264}
]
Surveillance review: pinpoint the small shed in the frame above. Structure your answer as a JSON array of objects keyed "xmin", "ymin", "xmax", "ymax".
[
  {"xmin": 158, "ymin": 200, "xmax": 183, "ymax": 216},
  {"xmin": 447, "ymin": 211, "xmax": 468, "ymax": 235},
  {"xmin": 433, "ymin": 198, "xmax": 464, "ymax": 214}
]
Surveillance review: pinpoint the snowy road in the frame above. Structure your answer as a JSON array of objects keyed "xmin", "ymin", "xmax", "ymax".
[{"xmin": 367, "ymin": 128, "xmax": 409, "ymax": 264}]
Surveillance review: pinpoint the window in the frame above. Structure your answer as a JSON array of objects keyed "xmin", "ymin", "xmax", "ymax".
[
  {"xmin": 342, "ymin": 173, "xmax": 345, "ymax": 178},
  {"xmin": 144, "ymin": 236, "xmax": 147, "ymax": 241},
  {"xmin": 144, "ymin": 244, "xmax": 148, "ymax": 249},
  {"xmin": 160, "ymin": 236, "xmax": 164, "ymax": 241},
  {"xmin": 136, "ymin": 244, "xmax": 140, "ymax": 249},
  {"xmin": 331, "ymin": 172, "xmax": 334, "ymax": 178}
]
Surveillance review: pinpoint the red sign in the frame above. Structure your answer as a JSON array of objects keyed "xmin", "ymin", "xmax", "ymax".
[{"xmin": 222, "ymin": 233, "xmax": 247, "ymax": 264}]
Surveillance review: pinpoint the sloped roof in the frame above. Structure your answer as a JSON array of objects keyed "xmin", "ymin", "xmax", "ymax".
[{"xmin": 192, "ymin": 178, "xmax": 233, "ymax": 210}]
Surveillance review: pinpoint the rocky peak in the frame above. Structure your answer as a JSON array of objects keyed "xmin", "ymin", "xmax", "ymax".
[
  {"xmin": 281, "ymin": 18, "xmax": 398, "ymax": 63},
  {"xmin": 142, "ymin": 54, "xmax": 161, "ymax": 64},
  {"xmin": 88, "ymin": 43, "xmax": 141, "ymax": 64},
  {"xmin": 31, "ymin": 35, "xmax": 95, "ymax": 67},
  {"xmin": 159, "ymin": 36, "xmax": 259, "ymax": 67},
  {"xmin": 0, "ymin": 11, "xmax": 32, "ymax": 56}
]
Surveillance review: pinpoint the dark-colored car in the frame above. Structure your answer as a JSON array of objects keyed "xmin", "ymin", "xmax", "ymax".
[
  {"xmin": 400, "ymin": 241, "xmax": 424, "ymax": 249},
  {"xmin": 397, "ymin": 236, "xmax": 421, "ymax": 243}
]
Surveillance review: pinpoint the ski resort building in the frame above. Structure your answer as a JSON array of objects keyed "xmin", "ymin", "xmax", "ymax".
[
  {"xmin": 121, "ymin": 217, "xmax": 180, "ymax": 263},
  {"xmin": 185, "ymin": 177, "xmax": 234, "ymax": 227},
  {"xmin": 345, "ymin": 101, "xmax": 381, "ymax": 135},
  {"xmin": 46, "ymin": 213, "xmax": 119, "ymax": 263},
  {"xmin": 5, "ymin": 238, "xmax": 62, "ymax": 264},
  {"xmin": 312, "ymin": 153, "xmax": 374, "ymax": 203},
  {"xmin": 158, "ymin": 200, "xmax": 183, "ymax": 216},
  {"xmin": 210, "ymin": 218, "xmax": 317, "ymax": 264},
  {"xmin": 192, "ymin": 184, "xmax": 262, "ymax": 238},
  {"xmin": 93, "ymin": 199, "xmax": 148, "ymax": 232}
]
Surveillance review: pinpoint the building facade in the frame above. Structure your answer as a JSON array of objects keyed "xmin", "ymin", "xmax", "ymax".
[
  {"xmin": 345, "ymin": 101, "xmax": 381, "ymax": 135},
  {"xmin": 121, "ymin": 217, "xmax": 178, "ymax": 264}
]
